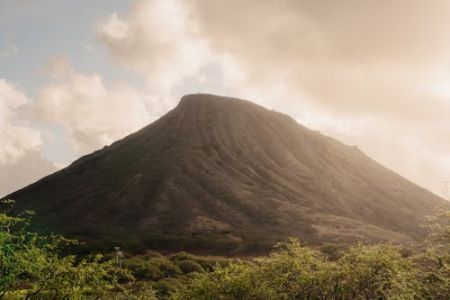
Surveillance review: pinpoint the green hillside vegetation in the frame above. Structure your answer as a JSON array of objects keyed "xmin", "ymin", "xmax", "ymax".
[{"xmin": 1, "ymin": 199, "xmax": 449, "ymax": 299}]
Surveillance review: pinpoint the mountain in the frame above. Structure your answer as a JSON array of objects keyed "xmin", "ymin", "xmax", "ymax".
[{"xmin": 3, "ymin": 94, "xmax": 445, "ymax": 254}]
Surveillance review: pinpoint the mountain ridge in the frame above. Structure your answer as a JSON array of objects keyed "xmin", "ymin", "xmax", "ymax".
[{"xmin": 3, "ymin": 94, "xmax": 445, "ymax": 254}]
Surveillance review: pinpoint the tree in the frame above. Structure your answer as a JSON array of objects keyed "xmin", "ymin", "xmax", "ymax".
[{"xmin": 0, "ymin": 200, "xmax": 144, "ymax": 299}]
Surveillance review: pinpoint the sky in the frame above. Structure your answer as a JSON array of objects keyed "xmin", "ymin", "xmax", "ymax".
[{"xmin": 1, "ymin": 0, "xmax": 450, "ymax": 198}]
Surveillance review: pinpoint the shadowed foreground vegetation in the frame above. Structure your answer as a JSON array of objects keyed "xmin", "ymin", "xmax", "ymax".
[{"xmin": 1, "ymin": 200, "xmax": 449, "ymax": 299}]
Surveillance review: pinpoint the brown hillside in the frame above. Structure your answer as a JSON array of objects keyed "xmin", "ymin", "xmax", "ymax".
[{"xmin": 4, "ymin": 94, "xmax": 445, "ymax": 254}]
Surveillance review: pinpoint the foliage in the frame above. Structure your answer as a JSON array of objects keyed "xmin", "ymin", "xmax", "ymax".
[
  {"xmin": 336, "ymin": 244, "xmax": 418, "ymax": 299},
  {"xmin": 1, "ymin": 199, "xmax": 449, "ymax": 299},
  {"xmin": 175, "ymin": 260, "xmax": 204, "ymax": 274},
  {"xmin": 103, "ymin": 282, "xmax": 158, "ymax": 300},
  {"xmin": 173, "ymin": 228, "xmax": 450, "ymax": 300},
  {"xmin": 0, "ymin": 200, "xmax": 151, "ymax": 299},
  {"xmin": 412, "ymin": 248, "xmax": 450, "ymax": 299}
]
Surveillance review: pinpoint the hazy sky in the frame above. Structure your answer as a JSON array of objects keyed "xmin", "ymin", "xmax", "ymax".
[{"xmin": 1, "ymin": 0, "xmax": 450, "ymax": 197}]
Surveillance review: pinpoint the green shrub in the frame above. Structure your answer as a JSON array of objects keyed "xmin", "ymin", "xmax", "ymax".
[
  {"xmin": 336, "ymin": 244, "xmax": 418, "ymax": 299},
  {"xmin": 2, "ymin": 200, "xmax": 450, "ymax": 300},
  {"xmin": 171, "ymin": 239, "xmax": 431, "ymax": 300},
  {"xmin": 171, "ymin": 263, "xmax": 278, "ymax": 300},
  {"xmin": 412, "ymin": 249, "xmax": 450, "ymax": 299},
  {"xmin": 155, "ymin": 259, "xmax": 182, "ymax": 278},
  {"xmin": 124, "ymin": 260, "xmax": 163, "ymax": 281},
  {"xmin": 169, "ymin": 251, "xmax": 195, "ymax": 262},
  {"xmin": 154, "ymin": 278, "xmax": 183, "ymax": 298},
  {"xmin": 320, "ymin": 242, "xmax": 345, "ymax": 260},
  {"xmin": 176, "ymin": 260, "xmax": 204, "ymax": 274},
  {"xmin": 104, "ymin": 282, "xmax": 158, "ymax": 300},
  {"xmin": 0, "ymin": 200, "xmax": 118, "ymax": 299}
]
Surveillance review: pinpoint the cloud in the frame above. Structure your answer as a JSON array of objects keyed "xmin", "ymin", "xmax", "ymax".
[
  {"xmin": 0, "ymin": 150, "xmax": 57, "ymax": 198},
  {"xmin": 0, "ymin": 79, "xmax": 42, "ymax": 164},
  {"xmin": 92, "ymin": 0, "xmax": 450, "ymax": 194},
  {"xmin": 3, "ymin": 0, "xmax": 447, "ymax": 196},
  {"xmin": 96, "ymin": 0, "xmax": 211, "ymax": 93},
  {"xmin": 0, "ymin": 45, "xmax": 19, "ymax": 58},
  {"xmin": 187, "ymin": 0, "xmax": 450, "ymax": 109},
  {"xmin": 35, "ymin": 58, "xmax": 151, "ymax": 154},
  {"xmin": 95, "ymin": 0, "xmax": 246, "ymax": 122},
  {"xmin": 0, "ymin": 79, "xmax": 55, "ymax": 197},
  {"xmin": 178, "ymin": 0, "xmax": 450, "ymax": 194}
]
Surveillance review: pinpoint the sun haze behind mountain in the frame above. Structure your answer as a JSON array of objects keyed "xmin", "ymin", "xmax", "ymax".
[{"xmin": 4, "ymin": 94, "xmax": 445, "ymax": 254}]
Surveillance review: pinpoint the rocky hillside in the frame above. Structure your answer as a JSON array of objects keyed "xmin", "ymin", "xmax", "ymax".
[{"xmin": 3, "ymin": 94, "xmax": 445, "ymax": 254}]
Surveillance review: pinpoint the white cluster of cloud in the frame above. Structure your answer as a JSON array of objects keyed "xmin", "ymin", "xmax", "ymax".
[
  {"xmin": 0, "ymin": 150, "xmax": 56, "ymax": 198},
  {"xmin": 0, "ymin": 79, "xmax": 41, "ymax": 164},
  {"xmin": 0, "ymin": 44, "xmax": 19, "ymax": 58},
  {"xmin": 0, "ymin": 57, "xmax": 153, "ymax": 196},
  {"xmin": 180, "ymin": 0, "xmax": 450, "ymax": 194},
  {"xmin": 2, "ymin": 0, "xmax": 450, "ymax": 197},
  {"xmin": 0, "ymin": 79, "xmax": 56, "ymax": 197},
  {"xmin": 96, "ymin": 0, "xmax": 210, "ymax": 94},
  {"xmin": 0, "ymin": 58, "xmax": 153, "ymax": 196},
  {"xmin": 96, "ymin": 0, "xmax": 246, "ymax": 112},
  {"xmin": 35, "ymin": 58, "xmax": 151, "ymax": 154}
]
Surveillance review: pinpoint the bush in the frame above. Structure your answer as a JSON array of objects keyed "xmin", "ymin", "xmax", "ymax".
[
  {"xmin": 171, "ymin": 263, "xmax": 278, "ymax": 300},
  {"xmin": 170, "ymin": 237, "xmax": 450, "ymax": 300},
  {"xmin": 336, "ymin": 244, "xmax": 418, "ymax": 299},
  {"xmin": 172, "ymin": 239, "xmax": 333, "ymax": 299},
  {"xmin": 154, "ymin": 278, "xmax": 183, "ymax": 298},
  {"xmin": 2, "ymin": 200, "xmax": 450, "ymax": 300},
  {"xmin": 320, "ymin": 242, "xmax": 345, "ymax": 260},
  {"xmin": 125, "ymin": 260, "xmax": 162, "ymax": 281},
  {"xmin": 412, "ymin": 248, "xmax": 450, "ymax": 299},
  {"xmin": 176, "ymin": 260, "xmax": 204, "ymax": 274},
  {"xmin": 169, "ymin": 251, "xmax": 195, "ymax": 262},
  {"xmin": 151, "ymin": 258, "xmax": 182, "ymax": 278},
  {"xmin": 104, "ymin": 282, "xmax": 158, "ymax": 300},
  {"xmin": 0, "ymin": 201, "xmax": 117, "ymax": 299}
]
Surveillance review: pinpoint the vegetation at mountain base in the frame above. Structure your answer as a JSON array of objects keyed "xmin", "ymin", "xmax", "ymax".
[
  {"xmin": 0, "ymin": 200, "xmax": 125, "ymax": 299},
  {"xmin": 1, "ymin": 199, "xmax": 449, "ymax": 299}
]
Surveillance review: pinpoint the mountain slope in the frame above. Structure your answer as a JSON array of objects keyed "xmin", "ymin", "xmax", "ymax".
[{"xmin": 3, "ymin": 94, "xmax": 445, "ymax": 254}]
